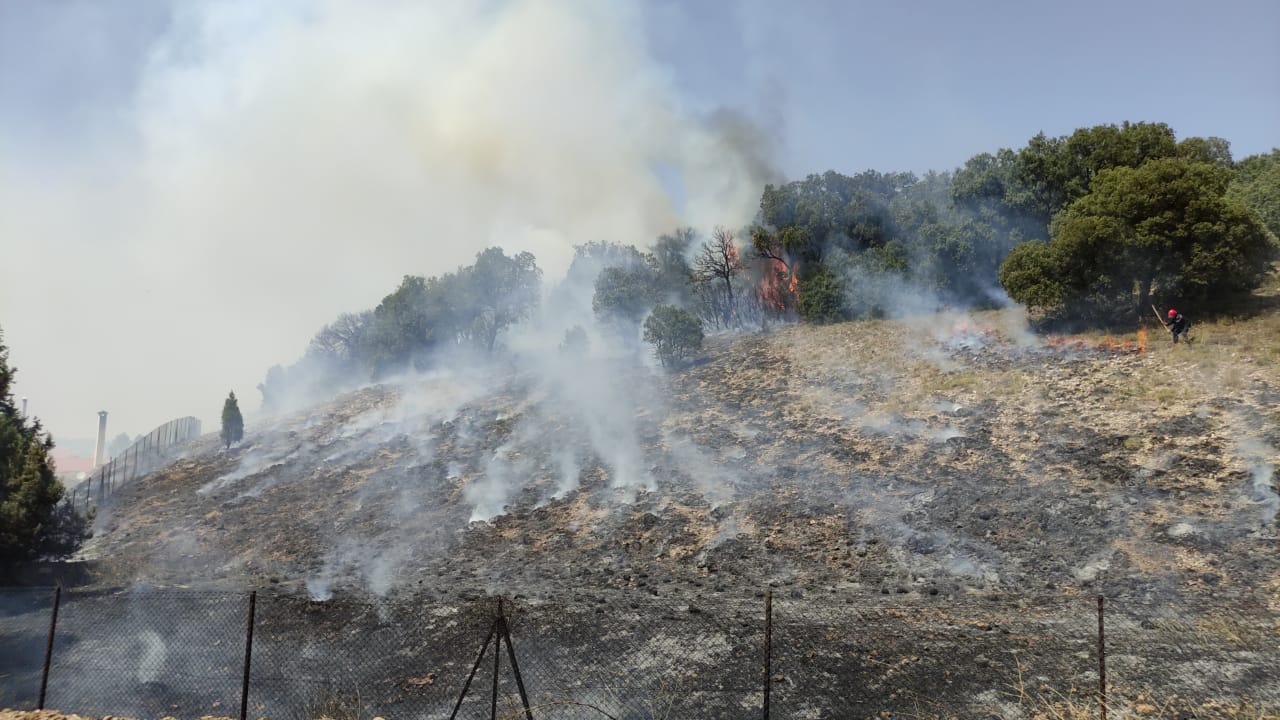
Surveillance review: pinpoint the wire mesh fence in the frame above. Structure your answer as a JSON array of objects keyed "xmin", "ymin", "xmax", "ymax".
[
  {"xmin": 248, "ymin": 592, "xmax": 498, "ymax": 719},
  {"xmin": 0, "ymin": 587, "xmax": 57, "ymax": 710},
  {"xmin": 2, "ymin": 587, "xmax": 1278, "ymax": 719},
  {"xmin": 770, "ymin": 594, "xmax": 1100, "ymax": 719},
  {"xmin": 43, "ymin": 587, "xmax": 247, "ymax": 719},
  {"xmin": 1103, "ymin": 595, "xmax": 1280, "ymax": 718},
  {"xmin": 65, "ymin": 416, "xmax": 203, "ymax": 514},
  {"xmin": 494, "ymin": 595, "xmax": 764, "ymax": 719}
]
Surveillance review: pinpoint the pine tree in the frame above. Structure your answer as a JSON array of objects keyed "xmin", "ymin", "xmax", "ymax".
[
  {"xmin": 221, "ymin": 391, "xmax": 244, "ymax": 449},
  {"xmin": 0, "ymin": 326, "xmax": 89, "ymax": 562}
]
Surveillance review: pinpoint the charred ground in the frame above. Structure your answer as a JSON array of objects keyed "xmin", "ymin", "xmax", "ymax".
[
  {"xmin": 54, "ymin": 305, "xmax": 1280, "ymax": 716},
  {"xmin": 81, "ymin": 308, "xmax": 1280, "ymax": 605}
]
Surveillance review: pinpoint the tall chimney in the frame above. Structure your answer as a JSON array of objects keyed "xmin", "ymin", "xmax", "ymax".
[
  {"xmin": 21, "ymin": 397, "xmax": 27, "ymax": 417},
  {"xmin": 92, "ymin": 411, "xmax": 108, "ymax": 468}
]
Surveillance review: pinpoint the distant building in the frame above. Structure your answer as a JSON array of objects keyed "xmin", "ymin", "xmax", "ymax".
[{"xmin": 52, "ymin": 448, "xmax": 95, "ymax": 481}]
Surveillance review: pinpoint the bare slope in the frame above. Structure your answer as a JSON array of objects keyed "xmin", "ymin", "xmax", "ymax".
[{"xmin": 79, "ymin": 308, "xmax": 1280, "ymax": 608}]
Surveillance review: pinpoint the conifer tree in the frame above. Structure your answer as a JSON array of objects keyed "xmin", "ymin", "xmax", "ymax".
[
  {"xmin": 0, "ymin": 326, "xmax": 89, "ymax": 562},
  {"xmin": 221, "ymin": 391, "xmax": 244, "ymax": 449}
]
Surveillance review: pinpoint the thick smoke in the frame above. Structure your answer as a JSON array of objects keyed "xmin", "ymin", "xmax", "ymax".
[{"xmin": 0, "ymin": 0, "xmax": 775, "ymax": 441}]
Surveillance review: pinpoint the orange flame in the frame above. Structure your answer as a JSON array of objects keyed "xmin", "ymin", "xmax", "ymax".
[
  {"xmin": 1047, "ymin": 332, "xmax": 1145, "ymax": 354},
  {"xmin": 758, "ymin": 258, "xmax": 792, "ymax": 311}
]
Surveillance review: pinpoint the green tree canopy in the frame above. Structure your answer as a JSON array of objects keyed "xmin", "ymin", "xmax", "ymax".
[
  {"xmin": 999, "ymin": 158, "xmax": 1279, "ymax": 319},
  {"xmin": 754, "ymin": 170, "xmax": 915, "ymax": 269},
  {"xmin": 796, "ymin": 266, "xmax": 847, "ymax": 324},
  {"xmin": 1230, "ymin": 149, "xmax": 1280, "ymax": 239},
  {"xmin": 592, "ymin": 264, "xmax": 661, "ymax": 326},
  {"xmin": 954, "ymin": 122, "xmax": 1184, "ymax": 234},
  {"xmin": 221, "ymin": 391, "xmax": 245, "ymax": 449},
  {"xmin": 0, "ymin": 327, "xmax": 89, "ymax": 562},
  {"xmin": 458, "ymin": 248, "xmax": 542, "ymax": 352}
]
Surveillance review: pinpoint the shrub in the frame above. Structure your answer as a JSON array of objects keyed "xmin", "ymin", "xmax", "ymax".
[
  {"xmin": 797, "ymin": 267, "xmax": 847, "ymax": 324},
  {"xmin": 642, "ymin": 305, "xmax": 704, "ymax": 368},
  {"xmin": 560, "ymin": 325, "xmax": 588, "ymax": 355}
]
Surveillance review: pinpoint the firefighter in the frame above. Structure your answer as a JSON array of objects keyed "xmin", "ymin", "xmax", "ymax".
[{"xmin": 1164, "ymin": 308, "xmax": 1191, "ymax": 344}]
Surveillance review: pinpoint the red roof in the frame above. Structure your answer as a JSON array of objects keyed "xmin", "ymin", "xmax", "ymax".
[{"xmin": 51, "ymin": 449, "xmax": 94, "ymax": 474}]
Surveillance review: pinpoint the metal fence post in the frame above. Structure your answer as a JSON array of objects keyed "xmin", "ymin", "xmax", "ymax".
[
  {"xmin": 38, "ymin": 586, "xmax": 62, "ymax": 709},
  {"xmin": 1097, "ymin": 595, "xmax": 1106, "ymax": 720},
  {"xmin": 763, "ymin": 590, "xmax": 772, "ymax": 720},
  {"xmin": 491, "ymin": 599, "xmax": 502, "ymax": 720},
  {"xmin": 241, "ymin": 590, "xmax": 257, "ymax": 720},
  {"xmin": 450, "ymin": 621, "xmax": 499, "ymax": 720},
  {"xmin": 498, "ymin": 604, "xmax": 534, "ymax": 720}
]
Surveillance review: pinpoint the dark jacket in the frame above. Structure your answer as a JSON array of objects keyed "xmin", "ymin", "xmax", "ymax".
[{"xmin": 1167, "ymin": 313, "xmax": 1188, "ymax": 333}]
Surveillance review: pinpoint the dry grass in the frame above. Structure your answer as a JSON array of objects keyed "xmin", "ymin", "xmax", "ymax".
[{"xmin": 294, "ymin": 689, "xmax": 364, "ymax": 720}]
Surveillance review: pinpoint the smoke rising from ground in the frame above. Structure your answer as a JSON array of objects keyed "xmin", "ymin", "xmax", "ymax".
[{"xmin": 0, "ymin": 0, "xmax": 775, "ymax": 442}]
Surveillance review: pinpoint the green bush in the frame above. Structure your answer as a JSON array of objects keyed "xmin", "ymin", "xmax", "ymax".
[
  {"xmin": 642, "ymin": 305, "xmax": 704, "ymax": 368},
  {"xmin": 797, "ymin": 267, "xmax": 847, "ymax": 324}
]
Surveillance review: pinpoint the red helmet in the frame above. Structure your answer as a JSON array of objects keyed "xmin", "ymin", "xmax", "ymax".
[{"xmin": 1167, "ymin": 309, "xmax": 1178, "ymax": 318}]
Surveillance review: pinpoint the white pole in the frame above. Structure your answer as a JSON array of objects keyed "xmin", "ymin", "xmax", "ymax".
[{"xmin": 92, "ymin": 411, "xmax": 108, "ymax": 468}]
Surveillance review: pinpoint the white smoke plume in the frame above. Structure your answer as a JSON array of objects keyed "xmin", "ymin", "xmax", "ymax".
[{"xmin": 0, "ymin": 0, "xmax": 775, "ymax": 442}]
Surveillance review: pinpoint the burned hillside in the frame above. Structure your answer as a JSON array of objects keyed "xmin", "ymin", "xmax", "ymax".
[
  {"xmin": 0, "ymin": 308, "xmax": 1266, "ymax": 717},
  {"xmin": 78, "ymin": 309, "xmax": 1280, "ymax": 609}
]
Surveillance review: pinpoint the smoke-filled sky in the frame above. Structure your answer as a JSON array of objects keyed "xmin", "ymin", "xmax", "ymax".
[{"xmin": 1, "ymin": 0, "xmax": 1277, "ymax": 449}]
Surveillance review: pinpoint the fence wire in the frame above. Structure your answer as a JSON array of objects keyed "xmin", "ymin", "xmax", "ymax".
[
  {"xmin": 1104, "ymin": 596, "xmax": 1280, "ymax": 718},
  {"xmin": 771, "ymin": 595, "xmax": 1101, "ymax": 719},
  {"xmin": 0, "ymin": 587, "xmax": 56, "ymax": 710},
  {"xmin": 2, "ymin": 587, "xmax": 1279, "ymax": 720},
  {"xmin": 494, "ymin": 594, "xmax": 763, "ymax": 720},
  {"xmin": 42, "ymin": 587, "xmax": 246, "ymax": 719},
  {"xmin": 249, "ymin": 593, "xmax": 497, "ymax": 719}
]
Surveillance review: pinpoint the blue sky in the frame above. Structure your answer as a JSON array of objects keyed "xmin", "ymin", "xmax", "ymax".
[
  {"xmin": 4, "ymin": 1, "xmax": 1278, "ymax": 175},
  {"xmin": 0, "ymin": 0, "xmax": 1277, "ymax": 444},
  {"xmin": 645, "ymin": 0, "xmax": 1280, "ymax": 174}
]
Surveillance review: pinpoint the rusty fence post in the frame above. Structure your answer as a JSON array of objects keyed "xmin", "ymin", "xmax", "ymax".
[
  {"xmin": 240, "ymin": 590, "xmax": 257, "ymax": 720},
  {"xmin": 38, "ymin": 586, "xmax": 62, "ymax": 709},
  {"xmin": 763, "ymin": 590, "xmax": 772, "ymax": 720},
  {"xmin": 1097, "ymin": 595, "xmax": 1106, "ymax": 720}
]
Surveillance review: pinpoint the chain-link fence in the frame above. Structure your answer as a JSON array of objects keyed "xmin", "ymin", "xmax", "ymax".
[
  {"xmin": 771, "ymin": 594, "xmax": 1104, "ymax": 718},
  {"xmin": 45, "ymin": 587, "xmax": 245, "ymax": 719},
  {"xmin": 1103, "ymin": 595, "xmax": 1280, "ymax": 719},
  {"xmin": 65, "ymin": 416, "xmax": 203, "ymax": 514},
  {"xmin": 0, "ymin": 587, "xmax": 57, "ymax": 710},
  {"xmin": 2, "ymin": 587, "xmax": 1278, "ymax": 719}
]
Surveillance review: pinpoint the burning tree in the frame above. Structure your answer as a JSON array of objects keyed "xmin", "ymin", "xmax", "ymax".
[
  {"xmin": 221, "ymin": 391, "xmax": 245, "ymax": 449},
  {"xmin": 693, "ymin": 227, "xmax": 745, "ymax": 328},
  {"xmin": 750, "ymin": 227, "xmax": 803, "ymax": 318}
]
